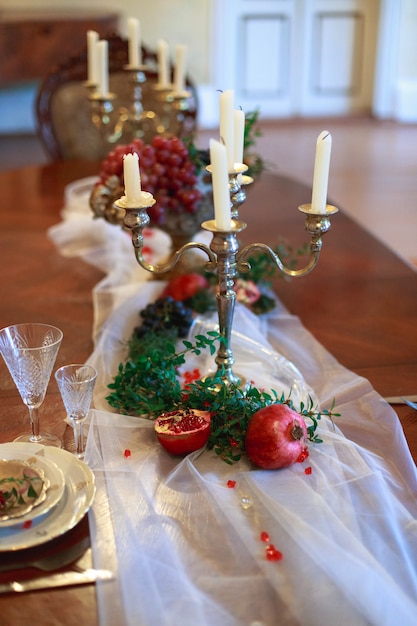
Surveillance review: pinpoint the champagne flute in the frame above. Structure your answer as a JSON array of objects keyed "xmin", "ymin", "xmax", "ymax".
[
  {"xmin": 55, "ymin": 364, "xmax": 97, "ymax": 460},
  {"xmin": 0, "ymin": 323, "xmax": 63, "ymax": 446}
]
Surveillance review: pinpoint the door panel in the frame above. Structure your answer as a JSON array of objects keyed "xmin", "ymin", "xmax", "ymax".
[
  {"xmin": 299, "ymin": 0, "xmax": 380, "ymax": 115},
  {"xmin": 242, "ymin": 16, "xmax": 288, "ymax": 96},
  {"xmin": 211, "ymin": 0, "xmax": 380, "ymax": 117}
]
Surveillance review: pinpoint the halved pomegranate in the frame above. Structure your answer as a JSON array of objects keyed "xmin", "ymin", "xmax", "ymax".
[
  {"xmin": 245, "ymin": 403, "xmax": 308, "ymax": 469},
  {"xmin": 154, "ymin": 409, "xmax": 211, "ymax": 455}
]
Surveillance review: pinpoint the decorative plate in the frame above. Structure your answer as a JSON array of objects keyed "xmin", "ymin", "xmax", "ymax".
[{"xmin": 0, "ymin": 443, "xmax": 95, "ymax": 550}]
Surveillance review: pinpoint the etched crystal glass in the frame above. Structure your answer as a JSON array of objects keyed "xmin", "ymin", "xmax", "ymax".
[
  {"xmin": 55, "ymin": 364, "xmax": 97, "ymax": 459},
  {"xmin": 0, "ymin": 323, "xmax": 63, "ymax": 446}
]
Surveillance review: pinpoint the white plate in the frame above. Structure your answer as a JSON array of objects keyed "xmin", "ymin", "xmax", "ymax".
[
  {"xmin": 0, "ymin": 443, "xmax": 95, "ymax": 552},
  {"xmin": 0, "ymin": 446, "xmax": 65, "ymax": 527}
]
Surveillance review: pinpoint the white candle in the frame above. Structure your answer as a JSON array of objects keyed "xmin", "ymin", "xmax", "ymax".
[
  {"xmin": 210, "ymin": 139, "xmax": 231, "ymax": 231},
  {"xmin": 157, "ymin": 39, "xmax": 170, "ymax": 88},
  {"xmin": 311, "ymin": 130, "xmax": 332, "ymax": 214},
  {"xmin": 96, "ymin": 40, "xmax": 109, "ymax": 97},
  {"xmin": 128, "ymin": 17, "xmax": 142, "ymax": 67},
  {"xmin": 173, "ymin": 44, "xmax": 186, "ymax": 93},
  {"xmin": 123, "ymin": 153, "xmax": 142, "ymax": 205},
  {"xmin": 87, "ymin": 30, "xmax": 99, "ymax": 84},
  {"xmin": 219, "ymin": 90, "xmax": 235, "ymax": 172},
  {"xmin": 234, "ymin": 109, "xmax": 245, "ymax": 165}
]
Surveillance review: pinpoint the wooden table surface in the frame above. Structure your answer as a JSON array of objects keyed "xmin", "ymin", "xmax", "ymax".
[{"xmin": 0, "ymin": 161, "xmax": 416, "ymax": 625}]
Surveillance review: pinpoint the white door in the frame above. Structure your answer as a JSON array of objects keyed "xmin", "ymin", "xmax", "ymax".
[{"xmin": 210, "ymin": 0, "xmax": 380, "ymax": 118}]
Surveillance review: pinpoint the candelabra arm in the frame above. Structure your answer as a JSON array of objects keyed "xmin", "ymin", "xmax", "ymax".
[
  {"xmin": 133, "ymin": 239, "xmax": 216, "ymax": 275},
  {"xmin": 238, "ymin": 241, "xmax": 319, "ymax": 278},
  {"xmin": 238, "ymin": 203, "xmax": 339, "ymax": 278},
  {"xmin": 118, "ymin": 198, "xmax": 216, "ymax": 275}
]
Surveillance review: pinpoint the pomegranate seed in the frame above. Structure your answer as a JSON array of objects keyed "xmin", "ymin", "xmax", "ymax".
[
  {"xmin": 260, "ymin": 531, "xmax": 270, "ymax": 543},
  {"xmin": 266, "ymin": 545, "xmax": 283, "ymax": 561},
  {"xmin": 23, "ymin": 520, "xmax": 33, "ymax": 529},
  {"xmin": 296, "ymin": 446, "xmax": 309, "ymax": 463},
  {"xmin": 305, "ymin": 466, "xmax": 312, "ymax": 475},
  {"xmin": 124, "ymin": 449, "xmax": 131, "ymax": 458},
  {"xmin": 183, "ymin": 369, "xmax": 201, "ymax": 385},
  {"xmin": 227, "ymin": 480, "xmax": 236, "ymax": 488},
  {"xmin": 164, "ymin": 413, "xmax": 207, "ymax": 432}
]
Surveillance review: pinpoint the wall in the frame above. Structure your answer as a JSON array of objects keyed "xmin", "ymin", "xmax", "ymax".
[{"xmin": 394, "ymin": 0, "xmax": 417, "ymax": 121}]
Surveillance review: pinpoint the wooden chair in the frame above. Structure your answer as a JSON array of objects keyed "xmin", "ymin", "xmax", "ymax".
[{"xmin": 35, "ymin": 34, "xmax": 198, "ymax": 161}]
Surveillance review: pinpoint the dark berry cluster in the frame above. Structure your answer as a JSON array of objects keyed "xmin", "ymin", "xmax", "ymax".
[{"xmin": 133, "ymin": 296, "xmax": 194, "ymax": 339}]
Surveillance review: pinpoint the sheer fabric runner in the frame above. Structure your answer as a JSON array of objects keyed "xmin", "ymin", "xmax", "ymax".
[{"xmin": 49, "ymin": 182, "xmax": 417, "ymax": 626}]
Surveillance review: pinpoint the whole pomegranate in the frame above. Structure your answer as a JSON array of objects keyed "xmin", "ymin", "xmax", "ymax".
[
  {"xmin": 162, "ymin": 273, "xmax": 209, "ymax": 301},
  {"xmin": 154, "ymin": 409, "xmax": 211, "ymax": 455},
  {"xmin": 245, "ymin": 404, "xmax": 308, "ymax": 469}
]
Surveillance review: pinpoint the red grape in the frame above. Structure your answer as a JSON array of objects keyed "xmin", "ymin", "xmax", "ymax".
[{"xmin": 98, "ymin": 135, "xmax": 203, "ymax": 226}]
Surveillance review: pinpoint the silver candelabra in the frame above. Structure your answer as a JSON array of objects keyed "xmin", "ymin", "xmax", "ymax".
[
  {"xmin": 116, "ymin": 165, "xmax": 338, "ymax": 386},
  {"xmin": 86, "ymin": 64, "xmax": 194, "ymax": 155}
]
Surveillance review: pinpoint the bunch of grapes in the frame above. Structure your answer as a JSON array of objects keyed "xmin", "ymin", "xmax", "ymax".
[
  {"xmin": 98, "ymin": 136, "xmax": 202, "ymax": 225},
  {"xmin": 133, "ymin": 296, "xmax": 194, "ymax": 339}
]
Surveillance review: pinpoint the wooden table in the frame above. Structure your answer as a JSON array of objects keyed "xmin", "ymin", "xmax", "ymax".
[{"xmin": 0, "ymin": 161, "xmax": 416, "ymax": 625}]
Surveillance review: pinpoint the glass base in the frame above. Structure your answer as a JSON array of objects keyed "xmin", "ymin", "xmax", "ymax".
[{"xmin": 14, "ymin": 432, "xmax": 63, "ymax": 448}]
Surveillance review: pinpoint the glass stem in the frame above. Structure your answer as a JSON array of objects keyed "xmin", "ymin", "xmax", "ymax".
[
  {"xmin": 73, "ymin": 420, "xmax": 85, "ymax": 458},
  {"xmin": 29, "ymin": 406, "xmax": 42, "ymax": 442}
]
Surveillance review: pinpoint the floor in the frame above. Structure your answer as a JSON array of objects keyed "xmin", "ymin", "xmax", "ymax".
[{"xmin": 1, "ymin": 116, "xmax": 416, "ymax": 267}]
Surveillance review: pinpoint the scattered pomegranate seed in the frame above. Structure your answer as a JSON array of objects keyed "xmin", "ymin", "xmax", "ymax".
[
  {"xmin": 183, "ymin": 368, "xmax": 201, "ymax": 386},
  {"xmin": 266, "ymin": 545, "xmax": 283, "ymax": 561},
  {"xmin": 124, "ymin": 449, "xmax": 132, "ymax": 458},
  {"xmin": 296, "ymin": 446, "xmax": 309, "ymax": 463},
  {"xmin": 227, "ymin": 480, "xmax": 236, "ymax": 488},
  {"xmin": 260, "ymin": 531, "xmax": 270, "ymax": 543},
  {"xmin": 305, "ymin": 466, "xmax": 312, "ymax": 475},
  {"xmin": 23, "ymin": 520, "xmax": 32, "ymax": 529}
]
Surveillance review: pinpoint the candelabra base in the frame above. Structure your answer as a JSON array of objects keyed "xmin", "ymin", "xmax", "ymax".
[{"xmin": 202, "ymin": 370, "xmax": 248, "ymax": 390}]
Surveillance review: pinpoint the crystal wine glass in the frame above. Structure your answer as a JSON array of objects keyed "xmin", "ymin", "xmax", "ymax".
[
  {"xmin": 0, "ymin": 323, "xmax": 63, "ymax": 446},
  {"xmin": 55, "ymin": 364, "xmax": 97, "ymax": 460}
]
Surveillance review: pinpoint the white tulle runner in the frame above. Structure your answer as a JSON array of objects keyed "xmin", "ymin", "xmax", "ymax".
[{"xmin": 48, "ymin": 179, "xmax": 417, "ymax": 626}]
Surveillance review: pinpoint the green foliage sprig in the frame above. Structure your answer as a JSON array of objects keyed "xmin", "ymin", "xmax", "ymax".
[
  {"xmin": 106, "ymin": 329, "xmax": 224, "ymax": 417},
  {"xmin": 183, "ymin": 378, "xmax": 338, "ymax": 464},
  {"xmin": 106, "ymin": 323, "xmax": 340, "ymax": 464}
]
